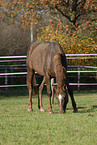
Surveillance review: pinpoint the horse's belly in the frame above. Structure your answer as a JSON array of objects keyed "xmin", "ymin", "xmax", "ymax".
[
  {"xmin": 32, "ymin": 57, "xmax": 44, "ymax": 76},
  {"xmin": 30, "ymin": 43, "xmax": 49, "ymax": 76}
]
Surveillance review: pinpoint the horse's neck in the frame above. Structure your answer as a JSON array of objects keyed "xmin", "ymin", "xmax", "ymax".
[
  {"xmin": 54, "ymin": 53, "xmax": 66, "ymax": 88},
  {"xmin": 56, "ymin": 65, "xmax": 66, "ymax": 88}
]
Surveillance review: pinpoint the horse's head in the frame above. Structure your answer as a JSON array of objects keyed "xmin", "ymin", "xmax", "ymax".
[
  {"xmin": 54, "ymin": 53, "xmax": 68, "ymax": 113},
  {"xmin": 54, "ymin": 86, "xmax": 68, "ymax": 113}
]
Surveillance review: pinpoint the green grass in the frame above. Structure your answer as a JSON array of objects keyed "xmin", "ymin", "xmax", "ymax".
[{"xmin": 0, "ymin": 91, "xmax": 97, "ymax": 145}]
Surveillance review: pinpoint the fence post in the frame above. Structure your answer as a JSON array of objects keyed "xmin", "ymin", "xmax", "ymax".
[
  {"xmin": 5, "ymin": 66, "xmax": 8, "ymax": 95},
  {"xmin": 78, "ymin": 66, "xmax": 80, "ymax": 92}
]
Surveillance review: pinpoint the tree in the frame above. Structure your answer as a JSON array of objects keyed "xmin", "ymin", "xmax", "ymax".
[
  {"xmin": 37, "ymin": 20, "xmax": 97, "ymax": 66},
  {"xmin": 49, "ymin": 0, "xmax": 97, "ymax": 26},
  {"xmin": 0, "ymin": 0, "xmax": 97, "ymax": 27},
  {"xmin": 0, "ymin": 23, "xmax": 30, "ymax": 56},
  {"xmin": 0, "ymin": 0, "xmax": 96, "ymax": 57}
]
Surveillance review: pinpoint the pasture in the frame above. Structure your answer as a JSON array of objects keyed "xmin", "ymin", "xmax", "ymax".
[{"xmin": 0, "ymin": 90, "xmax": 97, "ymax": 145}]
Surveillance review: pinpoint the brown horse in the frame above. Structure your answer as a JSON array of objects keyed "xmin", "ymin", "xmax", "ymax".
[{"xmin": 27, "ymin": 41, "xmax": 78, "ymax": 113}]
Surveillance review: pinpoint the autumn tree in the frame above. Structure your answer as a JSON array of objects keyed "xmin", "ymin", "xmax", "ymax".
[
  {"xmin": 0, "ymin": 0, "xmax": 96, "ymax": 56},
  {"xmin": 0, "ymin": 0, "xmax": 97, "ymax": 27},
  {"xmin": 48, "ymin": 0, "xmax": 97, "ymax": 26},
  {"xmin": 37, "ymin": 20, "xmax": 97, "ymax": 66}
]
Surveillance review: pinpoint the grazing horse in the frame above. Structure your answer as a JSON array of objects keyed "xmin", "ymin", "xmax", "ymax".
[{"xmin": 27, "ymin": 41, "xmax": 78, "ymax": 113}]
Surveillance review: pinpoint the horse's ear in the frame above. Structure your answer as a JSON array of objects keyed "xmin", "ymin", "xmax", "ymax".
[
  {"xmin": 53, "ymin": 86, "xmax": 59, "ymax": 98},
  {"xmin": 62, "ymin": 85, "xmax": 65, "ymax": 91}
]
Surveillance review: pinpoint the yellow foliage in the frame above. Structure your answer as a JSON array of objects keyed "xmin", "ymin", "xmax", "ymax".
[
  {"xmin": 38, "ymin": 24, "xmax": 96, "ymax": 53},
  {"xmin": 37, "ymin": 21, "xmax": 97, "ymax": 66}
]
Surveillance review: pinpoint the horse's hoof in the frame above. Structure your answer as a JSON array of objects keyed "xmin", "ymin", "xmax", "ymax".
[
  {"xmin": 59, "ymin": 110, "xmax": 65, "ymax": 114},
  {"xmin": 28, "ymin": 108, "xmax": 33, "ymax": 112},
  {"xmin": 73, "ymin": 109, "xmax": 78, "ymax": 113},
  {"xmin": 49, "ymin": 111, "xmax": 53, "ymax": 114},
  {"xmin": 40, "ymin": 108, "xmax": 45, "ymax": 112}
]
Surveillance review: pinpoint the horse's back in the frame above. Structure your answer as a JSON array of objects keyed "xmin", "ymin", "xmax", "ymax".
[{"xmin": 27, "ymin": 41, "xmax": 66, "ymax": 76}]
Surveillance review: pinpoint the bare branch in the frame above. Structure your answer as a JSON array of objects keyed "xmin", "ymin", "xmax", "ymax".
[{"xmin": 55, "ymin": 5, "xmax": 71, "ymax": 22}]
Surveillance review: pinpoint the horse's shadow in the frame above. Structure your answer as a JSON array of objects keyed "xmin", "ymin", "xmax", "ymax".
[
  {"xmin": 92, "ymin": 105, "xmax": 97, "ymax": 109},
  {"xmin": 76, "ymin": 105, "xmax": 97, "ymax": 113},
  {"xmin": 39, "ymin": 105, "xmax": 97, "ymax": 114},
  {"xmin": 64, "ymin": 105, "xmax": 97, "ymax": 114}
]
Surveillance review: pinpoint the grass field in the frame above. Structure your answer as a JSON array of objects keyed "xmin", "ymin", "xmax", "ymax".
[{"xmin": 0, "ymin": 90, "xmax": 97, "ymax": 145}]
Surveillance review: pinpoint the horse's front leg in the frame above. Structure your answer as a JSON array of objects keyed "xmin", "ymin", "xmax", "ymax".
[
  {"xmin": 27, "ymin": 68, "xmax": 33, "ymax": 111},
  {"xmin": 38, "ymin": 76, "xmax": 45, "ymax": 111},
  {"xmin": 45, "ymin": 75, "xmax": 53, "ymax": 114},
  {"xmin": 63, "ymin": 87, "xmax": 68, "ymax": 113}
]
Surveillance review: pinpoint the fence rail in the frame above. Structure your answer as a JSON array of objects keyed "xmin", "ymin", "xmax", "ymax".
[
  {"xmin": 0, "ymin": 70, "xmax": 97, "ymax": 76},
  {"xmin": 0, "ymin": 54, "xmax": 97, "ymax": 59},
  {"xmin": 0, "ymin": 54, "xmax": 97, "ymax": 93}
]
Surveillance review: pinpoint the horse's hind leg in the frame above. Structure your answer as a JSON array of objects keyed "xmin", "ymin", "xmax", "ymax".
[
  {"xmin": 32, "ymin": 72, "xmax": 36, "ymax": 95},
  {"xmin": 27, "ymin": 67, "xmax": 33, "ymax": 111},
  {"xmin": 38, "ymin": 76, "xmax": 45, "ymax": 112},
  {"xmin": 67, "ymin": 82, "xmax": 78, "ymax": 113}
]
